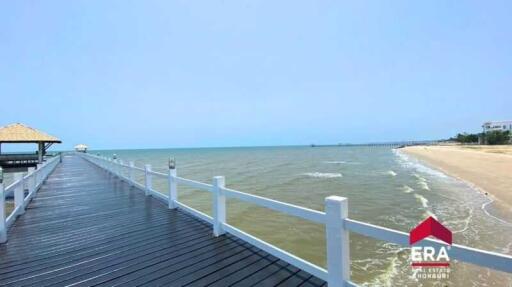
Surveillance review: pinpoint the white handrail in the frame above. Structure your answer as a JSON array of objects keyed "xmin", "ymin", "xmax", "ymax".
[
  {"xmin": 80, "ymin": 152, "xmax": 512, "ymax": 286},
  {"xmin": 222, "ymin": 186, "xmax": 326, "ymax": 224},
  {"xmin": 175, "ymin": 176, "xmax": 213, "ymax": 192},
  {"xmin": 0, "ymin": 154, "xmax": 61, "ymax": 243}
]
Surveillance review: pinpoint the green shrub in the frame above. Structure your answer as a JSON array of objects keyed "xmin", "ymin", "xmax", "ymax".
[{"xmin": 485, "ymin": 130, "xmax": 511, "ymax": 145}]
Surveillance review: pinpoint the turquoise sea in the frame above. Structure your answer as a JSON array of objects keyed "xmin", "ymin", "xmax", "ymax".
[{"xmin": 40, "ymin": 146, "xmax": 512, "ymax": 285}]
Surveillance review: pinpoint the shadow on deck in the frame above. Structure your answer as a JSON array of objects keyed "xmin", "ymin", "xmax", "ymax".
[{"xmin": 0, "ymin": 155, "xmax": 325, "ymax": 287}]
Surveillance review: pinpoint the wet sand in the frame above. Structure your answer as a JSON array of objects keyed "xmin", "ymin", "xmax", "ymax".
[{"xmin": 402, "ymin": 145, "xmax": 512, "ymax": 208}]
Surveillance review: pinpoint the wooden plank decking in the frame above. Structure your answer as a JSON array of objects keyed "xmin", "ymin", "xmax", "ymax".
[{"xmin": 0, "ymin": 154, "xmax": 326, "ymax": 286}]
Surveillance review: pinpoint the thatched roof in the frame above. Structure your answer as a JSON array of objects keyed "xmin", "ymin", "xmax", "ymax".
[{"xmin": 0, "ymin": 123, "xmax": 61, "ymax": 143}]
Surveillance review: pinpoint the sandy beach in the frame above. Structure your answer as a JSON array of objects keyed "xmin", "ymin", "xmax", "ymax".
[{"xmin": 402, "ymin": 145, "xmax": 512, "ymax": 208}]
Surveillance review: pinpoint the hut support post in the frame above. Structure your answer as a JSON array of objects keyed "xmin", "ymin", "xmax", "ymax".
[
  {"xmin": 35, "ymin": 164, "xmax": 42, "ymax": 188},
  {"xmin": 325, "ymin": 196, "xmax": 350, "ymax": 287},
  {"xmin": 37, "ymin": 142, "xmax": 43, "ymax": 163},
  {"xmin": 212, "ymin": 176, "xmax": 226, "ymax": 237},
  {"xmin": 14, "ymin": 173, "xmax": 25, "ymax": 215},
  {"xmin": 144, "ymin": 164, "xmax": 152, "ymax": 196}
]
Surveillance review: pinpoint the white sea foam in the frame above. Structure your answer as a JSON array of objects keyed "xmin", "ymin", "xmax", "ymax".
[
  {"xmin": 445, "ymin": 207, "xmax": 474, "ymax": 234},
  {"xmin": 413, "ymin": 173, "xmax": 426, "ymax": 182},
  {"xmin": 303, "ymin": 172, "xmax": 342, "ymax": 178},
  {"xmin": 364, "ymin": 243, "xmax": 408, "ymax": 287},
  {"xmin": 400, "ymin": 185, "xmax": 414, "ymax": 193},
  {"xmin": 386, "ymin": 170, "xmax": 397, "ymax": 177},
  {"xmin": 481, "ymin": 198, "xmax": 512, "ymax": 226},
  {"xmin": 392, "ymin": 149, "xmax": 448, "ymax": 179},
  {"xmin": 414, "ymin": 194, "xmax": 429, "ymax": 208},
  {"xmin": 417, "ymin": 181, "xmax": 430, "ymax": 191}
]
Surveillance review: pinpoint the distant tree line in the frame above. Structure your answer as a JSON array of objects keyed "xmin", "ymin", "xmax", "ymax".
[
  {"xmin": 453, "ymin": 133, "xmax": 479, "ymax": 143},
  {"xmin": 451, "ymin": 131, "xmax": 511, "ymax": 145}
]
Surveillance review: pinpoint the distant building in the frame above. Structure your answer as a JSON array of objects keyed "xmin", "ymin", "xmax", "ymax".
[
  {"xmin": 482, "ymin": 120, "xmax": 512, "ymax": 133},
  {"xmin": 74, "ymin": 144, "xmax": 88, "ymax": 153}
]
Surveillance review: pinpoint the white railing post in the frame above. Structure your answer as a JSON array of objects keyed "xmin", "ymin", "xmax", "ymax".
[
  {"xmin": 112, "ymin": 154, "xmax": 117, "ymax": 175},
  {"xmin": 119, "ymin": 160, "xmax": 124, "ymax": 179},
  {"xmin": 27, "ymin": 167, "xmax": 36, "ymax": 197},
  {"xmin": 129, "ymin": 161, "xmax": 134, "ymax": 186},
  {"xmin": 14, "ymin": 173, "xmax": 25, "ymax": 215},
  {"xmin": 212, "ymin": 176, "xmax": 226, "ymax": 237},
  {"xmin": 144, "ymin": 164, "xmax": 152, "ymax": 196},
  {"xmin": 36, "ymin": 163, "xmax": 42, "ymax": 187},
  {"xmin": 168, "ymin": 158, "xmax": 177, "ymax": 209},
  {"xmin": 325, "ymin": 196, "xmax": 350, "ymax": 287},
  {"xmin": 0, "ymin": 168, "xmax": 6, "ymax": 243},
  {"xmin": 114, "ymin": 159, "xmax": 119, "ymax": 176}
]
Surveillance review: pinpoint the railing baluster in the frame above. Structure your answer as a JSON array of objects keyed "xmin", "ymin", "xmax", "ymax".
[
  {"xmin": 14, "ymin": 173, "xmax": 25, "ymax": 215},
  {"xmin": 212, "ymin": 176, "xmax": 226, "ymax": 237},
  {"xmin": 36, "ymin": 163, "xmax": 42, "ymax": 190},
  {"xmin": 27, "ymin": 167, "xmax": 36, "ymax": 200},
  {"xmin": 168, "ymin": 160, "xmax": 177, "ymax": 209},
  {"xmin": 113, "ymin": 159, "xmax": 118, "ymax": 176},
  {"xmin": 129, "ymin": 161, "xmax": 135, "ymax": 186},
  {"xmin": 325, "ymin": 196, "xmax": 350, "ymax": 287},
  {"xmin": 0, "ymin": 168, "xmax": 6, "ymax": 243},
  {"xmin": 144, "ymin": 164, "xmax": 152, "ymax": 196},
  {"xmin": 119, "ymin": 160, "xmax": 124, "ymax": 179}
]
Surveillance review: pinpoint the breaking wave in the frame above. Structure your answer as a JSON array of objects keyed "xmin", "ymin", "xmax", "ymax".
[
  {"xmin": 417, "ymin": 181, "xmax": 430, "ymax": 191},
  {"xmin": 392, "ymin": 149, "xmax": 448, "ymax": 179},
  {"xmin": 414, "ymin": 193, "xmax": 429, "ymax": 208},
  {"xmin": 303, "ymin": 172, "xmax": 342, "ymax": 178},
  {"xmin": 413, "ymin": 173, "xmax": 430, "ymax": 190},
  {"xmin": 400, "ymin": 185, "xmax": 414, "ymax": 193},
  {"xmin": 386, "ymin": 170, "xmax": 397, "ymax": 177}
]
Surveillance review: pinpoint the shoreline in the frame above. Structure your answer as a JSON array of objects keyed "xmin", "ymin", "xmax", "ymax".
[{"xmin": 401, "ymin": 145, "xmax": 512, "ymax": 211}]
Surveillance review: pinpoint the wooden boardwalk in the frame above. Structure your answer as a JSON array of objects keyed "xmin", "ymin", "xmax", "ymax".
[{"xmin": 0, "ymin": 155, "xmax": 326, "ymax": 287}]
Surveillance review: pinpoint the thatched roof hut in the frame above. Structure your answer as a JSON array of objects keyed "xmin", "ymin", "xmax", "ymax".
[
  {"xmin": 74, "ymin": 144, "xmax": 88, "ymax": 153},
  {"xmin": 0, "ymin": 123, "xmax": 61, "ymax": 165},
  {"xmin": 0, "ymin": 123, "xmax": 61, "ymax": 143}
]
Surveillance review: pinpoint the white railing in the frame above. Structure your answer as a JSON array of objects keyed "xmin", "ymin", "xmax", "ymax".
[
  {"xmin": 80, "ymin": 152, "xmax": 512, "ymax": 287},
  {"xmin": 0, "ymin": 154, "xmax": 61, "ymax": 243}
]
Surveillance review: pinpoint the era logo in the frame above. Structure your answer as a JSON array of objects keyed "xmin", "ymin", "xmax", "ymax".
[{"xmin": 409, "ymin": 216, "xmax": 452, "ymax": 268}]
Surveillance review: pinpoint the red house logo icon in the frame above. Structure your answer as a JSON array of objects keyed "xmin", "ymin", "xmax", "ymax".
[
  {"xmin": 410, "ymin": 216, "xmax": 452, "ymax": 245},
  {"xmin": 409, "ymin": 217, "xmax": 452, "ymax": 269}
]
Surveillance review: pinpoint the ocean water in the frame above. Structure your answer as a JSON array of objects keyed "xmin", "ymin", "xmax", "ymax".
[{"xmin": 89, "ymin": 146, "xmax": 511, "ymax": 286}]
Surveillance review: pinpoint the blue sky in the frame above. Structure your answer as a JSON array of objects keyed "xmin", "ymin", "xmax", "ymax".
[{"xmin": 1, "ymin": 1, "xmax": 511, "ymax": 151}]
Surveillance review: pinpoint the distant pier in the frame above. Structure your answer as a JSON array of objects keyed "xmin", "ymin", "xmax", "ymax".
[{"xmin": 309, "ymin": 140, "xmax": 442, "ymax": 148}]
